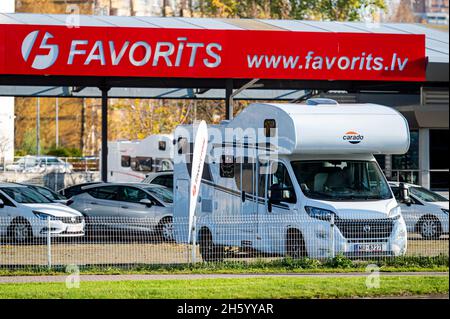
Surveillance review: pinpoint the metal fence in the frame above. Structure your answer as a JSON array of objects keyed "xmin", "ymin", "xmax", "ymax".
[
  {"xmin": 0, "ymin": 171, "xmax": 101, "ymax": 192},
  {"xmin": 0, "ymin": 213, "xmax": 448, "ymax": 269},
  {"xmin": 1, "ymin": 156, "xmax": 99, "ymax": 173}
]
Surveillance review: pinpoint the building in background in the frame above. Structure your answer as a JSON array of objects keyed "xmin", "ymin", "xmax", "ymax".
[
  {"xmin": 0, "ymin": 1, "xmax": 15, "ymax": 164},
  {"xmin": 385, "ymin": 0, "xmax": 449, "ymax": 24}
]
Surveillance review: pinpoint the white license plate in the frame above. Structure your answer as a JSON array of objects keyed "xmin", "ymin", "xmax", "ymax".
[
  {"xmin": 354, "ymin": 243, "xmax": 385, "ymax": 253},
  {"xmin": 66, "ymin": 225, "xmax": 83, "ymax": 233}
]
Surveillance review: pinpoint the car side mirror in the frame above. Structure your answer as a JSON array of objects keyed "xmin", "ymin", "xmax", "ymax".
[
  {"xmin": 139, "ymin": 198, "xmax": 153, "ymax": 207},
  {"xmin": 0, "ymin": 199, "xmax": 4, "ymax": 209},
  {"xmin": 404, "ymin": 198, "xmax": 412, "ymax": 206}
]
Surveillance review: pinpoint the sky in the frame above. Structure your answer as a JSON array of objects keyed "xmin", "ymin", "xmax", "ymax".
[{"xmin": 0, "ymin": 0, "xmax": 14, "ymax": 13}]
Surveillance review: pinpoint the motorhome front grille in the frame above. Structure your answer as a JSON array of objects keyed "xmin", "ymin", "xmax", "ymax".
[{"xmin": 335, "ymin": 219, "xmax": 394, "ymax": 240}]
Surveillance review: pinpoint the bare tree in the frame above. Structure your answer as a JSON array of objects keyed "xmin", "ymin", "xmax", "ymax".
[
  {"xmin": 0, "ymin": 136, "xmax": 12, "ymax": 170},
  {"xmin": 390, "ymin": 0, "xmax": 417, "ymax": 22}
]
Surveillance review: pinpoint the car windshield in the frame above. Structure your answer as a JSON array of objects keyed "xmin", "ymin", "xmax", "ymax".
[
  {"xmin": 144, "ymin": 186, "xmax": 173, "ymax": 204},
  {"xmin": 410, "ymin": 187, "xmax": 448, "ymax": 202},
  {"xmin": 291, "ymin": 160, "xmax": 392, "ymax": 201},
  {"xmin": 17, "ymin": 157, "xmax": 37, "ymax": 166},
  {"xmin": 1, "ymin": 187, "xmax": 53, "ymax": 204},
  {"xmin": 33, "ymin": 186, "xmax": 66, "ymax": 201}
]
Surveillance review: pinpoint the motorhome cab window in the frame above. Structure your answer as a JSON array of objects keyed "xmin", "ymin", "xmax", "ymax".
[
  {"xmin": 121, "ymin": 156, "xmax": 131, "ymax": 168},
  {"xmin": 132, "ymin": 157, "xmax": 153, "ymax": 172},
  {"xmin": 291, "ymin": 160, "xmax": 392, "ymax": 201},
  {"xmin": 268, "ymin": 162, "xmax": 296, "ymax": 203}
]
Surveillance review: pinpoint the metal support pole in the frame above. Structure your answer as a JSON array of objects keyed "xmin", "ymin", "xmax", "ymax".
[
  {"xmin": 55, "ymin": 97, "xmax": 59, "ymax": 147},
  {"xmin": 330, "ymin": 214, "xmax": 335, "ymax": 259},
  {"xmin": 100, "ymin": 87, "xmax": 110, "ymax": 182},
  {"xmin": 47, "ymin": 216, "xmax": 52, "ymax": 269},
  {"xmin": 191, "ymin": 215, "xmax": 197, "ymax": 263},
  {"xmin": 36, "ymin": 98, "xmax": 41, "ymax": 156},
  {"xmin": 225, "ymin": 79, "xmax": 233, "ymax": 120}
]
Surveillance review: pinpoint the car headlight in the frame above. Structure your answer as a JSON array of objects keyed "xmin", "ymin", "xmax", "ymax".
[
  {"xmin": 33, "ymin": 211, "xmax": 53, "ymax": 220},
  {"xmin": 389, "ymin": 205, "xmax": 402, "ymax": 220},
  {"xmin": 305, "ymin": 206, "xmax": 336, "ymax": 221},
  {"xmin": 441, "ymin": 209, "xmax": 448, "ymax": 215}
]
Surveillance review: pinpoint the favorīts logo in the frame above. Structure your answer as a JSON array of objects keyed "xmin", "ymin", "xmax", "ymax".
[
  {"xmin": 343, "ymin": 131, "xmax": 364, "ymax": 144},
  {"xmin": 21, "ymin": 31, "xmax": 59, "ymax": 70}
]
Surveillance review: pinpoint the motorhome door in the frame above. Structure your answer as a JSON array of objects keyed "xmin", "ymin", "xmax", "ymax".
[
  {"xmin": 239, "ymin": 156, "xmax": 258, "ymax": 246},
  {"xmin": 262, "ymin": 161, "xmax": 298, "ymax": 252}
]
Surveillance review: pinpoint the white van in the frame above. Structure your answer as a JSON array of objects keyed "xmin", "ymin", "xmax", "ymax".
[
  {"xmin": 107, "ymin": 134, "xmax": 174, "ymax": 182},
  {"xmin": 173, "ymin": 100, "xmax": 410, "ymax": 261}
]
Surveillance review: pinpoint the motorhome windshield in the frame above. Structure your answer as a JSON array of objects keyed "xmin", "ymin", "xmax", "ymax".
[{"xmin": 291, "ymin": 160, "xmax": 392, "ymax": 201}]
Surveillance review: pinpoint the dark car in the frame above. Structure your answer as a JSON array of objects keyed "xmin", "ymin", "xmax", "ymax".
[{"xmin": 59, "ymin": 181, "xmax": 102, "ymax": 199}]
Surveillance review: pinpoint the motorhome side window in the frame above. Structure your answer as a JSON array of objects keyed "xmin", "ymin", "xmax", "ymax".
[
  {"xmin": 159, "ymin": 141, "xmax": 166, "ymax": 151},
  {"xmin": 177, "ymin": 137, "xmax": 188, "ymax": 154},
  {"xmin": 268, "ymin": 163, "xmax": 296, "ymax": 203},
  {"xmin": 220, "ymin": 155, "xmax": 235, "ymax": 178},
  {"xmin": 121, "ymin": 156, "xmax": 131, "ymax": 168},
  {"xmin": 233, "ymin": 157, "xmax": 256, "ymax": 194},
  {"xmin": 264, "ymin": 119, "xmax": 276, "ymax": 137},
  {"xmin": 132, "ymin": 157, "xmax": 153, "ymax": 172}
]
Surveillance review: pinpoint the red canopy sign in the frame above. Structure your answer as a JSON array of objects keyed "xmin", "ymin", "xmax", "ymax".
[{"xmin": 0, "ymin": 24, "xmax": 426, "ymax": 81}]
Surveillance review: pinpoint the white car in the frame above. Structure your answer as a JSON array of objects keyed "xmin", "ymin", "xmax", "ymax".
[
  {"xmin": 0, "ymin": 183, "xmax": 85, "ymax": 243},
  {"xmin": 142, "ymin": 171, "xmax": 173, "ymax": 190},
  {"xmin": 6, "ymin": 156, "xmax": 73, "ymax": 173},
  {"xmin": 389, "ymin": 182, "xmax": 449, "ymax": 239}
]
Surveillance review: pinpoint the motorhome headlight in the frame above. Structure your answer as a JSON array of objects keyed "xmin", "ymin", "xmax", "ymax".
[
  {"xmin": 33, "ymin": 211, "xmax": 53, "ymax": 220},
  {"xmin": 389, "ymin": 206, "xmax": 402, "ymax": 220},
  {"xmin": 305, "ymin": 206, "xmax": 335, "ymax": 221}
]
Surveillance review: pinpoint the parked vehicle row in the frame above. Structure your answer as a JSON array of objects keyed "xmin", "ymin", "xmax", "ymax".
[
  {"xmin": 0, "ymin": 181, "xmax": 174, "ymax": 243},
  {"xmin": 5, "ymin": 156, "xmax": 73, "ymax": 173},
  {"xmin": 1, "ymin": 176, "xmax": 447, "ymax": 246}
]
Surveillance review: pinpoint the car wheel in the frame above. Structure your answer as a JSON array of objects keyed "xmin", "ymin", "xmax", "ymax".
[
  {"xmin": 10, "ymin": 220, "xmax": 33, "ymax": 244},
  {"xmin": 286, "ymin": 229, "xmax": 307, "ymax": 259},
  {"xmin": 199, "ymin": 229, "xmax": 223, "ymax": 262},
  {"xmin": 158, "ymin": 217, "xmax": 174, "ymax": 242},
  {"xmin": 418, "ymin": 216, "xmax": 442, "ymax": 239}
]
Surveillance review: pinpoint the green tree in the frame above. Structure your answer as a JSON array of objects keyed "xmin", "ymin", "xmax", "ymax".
[
  {"xmin": 16, "ymin": 129, "xmax": 37, "ymax": 156},
  {"xmin": 311, "ymin": 0, "xmax": 386, "ymax": 21},
  {"xmin": 199, "ymin": 0, "xmax": 385, "ymax": 21}
]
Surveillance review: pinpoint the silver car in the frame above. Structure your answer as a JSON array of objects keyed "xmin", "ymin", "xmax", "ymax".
[{"xmin": 68, "ymin": 183, "xmax": 173, "ymax": 241}]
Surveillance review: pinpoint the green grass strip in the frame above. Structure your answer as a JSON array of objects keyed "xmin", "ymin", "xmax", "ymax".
[{"xmin": 0, "ymin": 276, "xmax": 447, "ymax": 299}]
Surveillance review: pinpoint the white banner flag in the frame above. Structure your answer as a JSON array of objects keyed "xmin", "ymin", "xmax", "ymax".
[{"xmin": 188, "ymin": 120, "xmax": 208, "ymax": 243}]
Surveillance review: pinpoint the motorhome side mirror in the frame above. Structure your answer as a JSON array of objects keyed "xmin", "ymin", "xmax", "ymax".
[
  {"xmin": 269, "ymin": 184, "xmax": 283, "ymax": 203},
  {"xmin": 139, "ymin": 199, "xmax": 153, "ymax": 207},
  {"xmin": 0, "ymin": 199, "xmax": 4, "ymax": 209},
  {"xmin": 399, "ymin": 183, "xmax": 412, "ymax": 206}
]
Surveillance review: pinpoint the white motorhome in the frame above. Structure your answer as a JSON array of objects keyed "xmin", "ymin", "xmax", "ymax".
[
  {"xmin": 173, "ymin": 100, "xmax": 410, "ymax": 261},
  {"xmin": 108, "ymin": 134, "xmax": 174, "ymax": 182}
]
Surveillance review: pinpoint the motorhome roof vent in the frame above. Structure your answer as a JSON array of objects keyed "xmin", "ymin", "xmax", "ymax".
[
  {"xmin": 220, "ymin": 120, "xmax": 231, "ymax": 125},
  {"xmin": 305, "ymin": 98, "xmax": 338, "ymax": 106}
]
